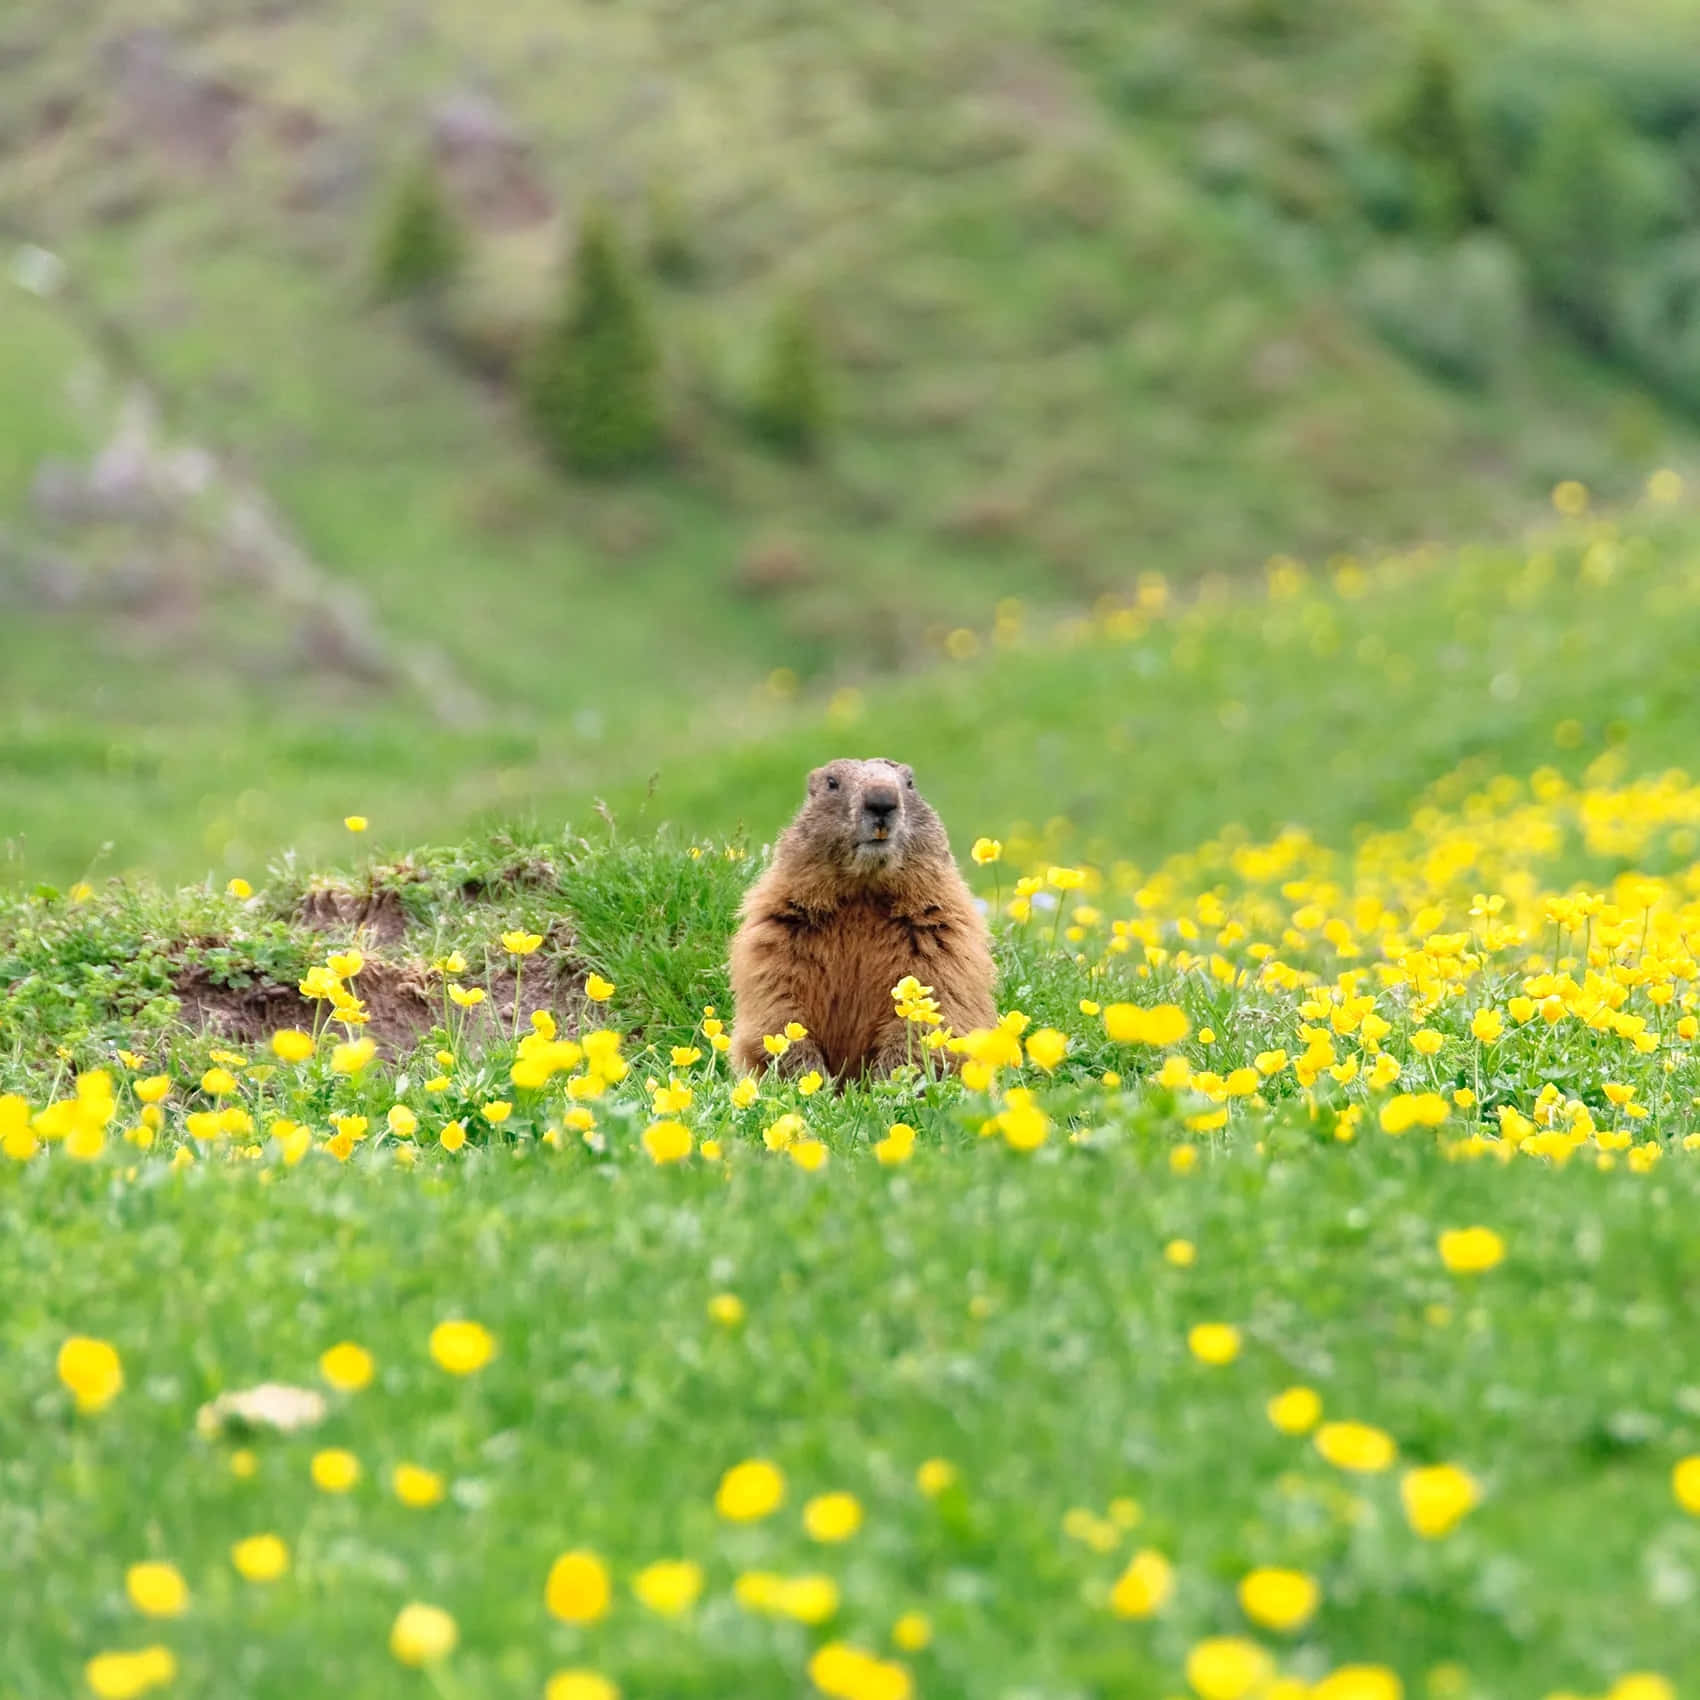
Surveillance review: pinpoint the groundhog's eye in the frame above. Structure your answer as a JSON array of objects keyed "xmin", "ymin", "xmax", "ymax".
[
  {"xmin": 826, "ymin": 777, "xmax": 839, "ymax": 791},
  {"xmin": 905, "ymin": 777, "xmax": 914, "ymax": 789}
]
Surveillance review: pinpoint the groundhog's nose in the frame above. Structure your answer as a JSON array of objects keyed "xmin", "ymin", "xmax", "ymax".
[{"xmin": 862, "ymin": 784, "xmax": 900, "ymax": 825}]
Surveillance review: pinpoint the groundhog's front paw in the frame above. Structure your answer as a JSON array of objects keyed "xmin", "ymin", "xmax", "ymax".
[{"xmin": 768, "ymin": 1038, "xmax": 829, "ymax": 1081}]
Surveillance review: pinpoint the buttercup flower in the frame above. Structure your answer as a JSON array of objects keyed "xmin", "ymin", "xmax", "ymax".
[
  {"xmin": 545, "ymin": 1550, "xmax": 611, "ymax": 1624},
  {"xmin": 390, "ymin": 1602, "xmax": 457, "ymax": 1666},
  {"xmin": 429, "ymin": 1320, "xmax": 495, "ymax": 1375},
  {"xmin": 716, "ymin": 1458, "xmax": 786, "ymax": 1521}
]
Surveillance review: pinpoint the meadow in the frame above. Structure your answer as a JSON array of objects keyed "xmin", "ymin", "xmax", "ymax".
[{"xmin": 8, "ymin": 490, "xmax": 1700, "ymax": 1698}]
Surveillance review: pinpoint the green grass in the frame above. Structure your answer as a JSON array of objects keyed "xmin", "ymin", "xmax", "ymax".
[{"xmin": 9, "ymin": 1140, "xmax": 1700, "ymax": 1698}]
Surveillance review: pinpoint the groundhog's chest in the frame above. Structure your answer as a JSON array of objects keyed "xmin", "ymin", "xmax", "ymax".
[{"xmin": 780, "ymin": 899, "xmax": 956, "ymax": 1070}]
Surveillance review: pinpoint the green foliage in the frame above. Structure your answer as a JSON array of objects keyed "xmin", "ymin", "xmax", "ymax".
[
  {"xmin": 645, "ymin": 178, "xmax": 699, "ymax": 284},
  {"xmin": 1617, "ymin": 236, "xmax": 1700, "ymax": 411},
  {"xmin": 1504, "ymin": 92, "xmax": 1666, "ymax": 345},
  {"xmin": 748, "ymin": 298, "xmax": 829, "ymax": 459},
  {"xmin": 526, "ymin": 203, "xmax": 664, "ymax": 474},
  {"xmin": 1353, "ymin": 233, "xmax": 1527, "ymax": 385},
  {"xmin": 554, "ymin": 833, "xmax": 749, "ymax": 1047},
  {"xmin": 1373, "ymin": 35, "xmax": 1489, "ymax": 235},
  {"xmin": 372, "ymin": 160, "xmax": 462, "ymax": 303}
]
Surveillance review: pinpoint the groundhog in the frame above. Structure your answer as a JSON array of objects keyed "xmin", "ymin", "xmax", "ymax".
[{"xmin": 729, "ymin": 757, "xmax": 997, "ymax": 1080}]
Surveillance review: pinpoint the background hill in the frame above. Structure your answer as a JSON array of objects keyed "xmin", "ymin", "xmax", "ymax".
[{"xmin": 6, "ymin": 0, "xmax": 1700, "ymax": 881}]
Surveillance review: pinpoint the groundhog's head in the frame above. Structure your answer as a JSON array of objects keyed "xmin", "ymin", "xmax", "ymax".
[{"xmin": 786, "ymin": 756, "xmax": 951, "ymax": 881}]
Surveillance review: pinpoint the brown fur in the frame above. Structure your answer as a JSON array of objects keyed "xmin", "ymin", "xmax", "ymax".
[{"xmin": 729, "ymin": 757, "xmax": 997, "ymax": 1080}]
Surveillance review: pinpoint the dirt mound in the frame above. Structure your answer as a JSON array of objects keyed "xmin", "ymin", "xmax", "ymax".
[
  {"xmin": 174, "ymin": 958, "xmax": 435, "ymax": 1056},
  {"xmin": 296, "ymin": 884, "xmax": 409, "ymax": 947},
  {"xmin": 173, "ymin": 933, "xmax": 587, "ymax": 1059}
]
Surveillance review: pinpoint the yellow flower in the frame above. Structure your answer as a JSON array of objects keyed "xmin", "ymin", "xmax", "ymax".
[
  {"xmin": 1047, "ymin": 865, "xmax": 1086, "ymax": 891},
  {"xmin": 270, "ymin": 1028, "xmax": 315, "ymax": 1063},
  {"xmin": 387, "ymin": 1104, "xmax": 418, "ymax": 1139},
  {"xmin": 1313, "ymin": 1667, "xmax": 1405, "ymax": 1700},
  {"xmin": 671, "ymin": 1046, "xmax": 704, "ymax": 1067},
  {"xmin": 1103, "ymin": 1003, "xmax": 1190, "ymax": 1046},
  {"xmin": 643, "ymin": 1119, "xmax": 693, "ymax": 1164},
  {"xmin": 716, "ymin": 1458, "xmax": 785, "ymax": 1521},
  {"xmin": 429, "ymin": 1319, "xmax": 495, "ymax": 1375},
  {"xmin": 230, "ymin": 1533, "xmax": 289, "ymax": 1582},
  {"xmin": 1470, "ymin": 1007, "xmax": 1504, "ymax": 1043},
  {"xmin": 85, "ymin": 1647, "xmax": 177, "ymax": 1699},
  {"xmin": 1315, "ymin": 1421, "xmax": 1397, "ymax": 1473},
  {"xmin": 1410, "ymin": 1028, "xmax": 1444, "ymax": 1056},
  {"xmin": 791, "ymin": 1137, "xmax": 829, "ymax": 1171},
  {"xmin": 892, "ymin": 1611, "xmax": 932, "ymax": 1651},
  {"xmin": 1673, "ymin": 1455, "xmax": 1700, "ymax": 1514},
  {"xmin": 1607, "ymin": 1679, "xmax": 1675, "ymax": 1700},
  {"xmin": 319, "ymin": 1339, "xmax": 375, "ymax": 1392},
  {"xmin": 708, "ymin": 1292, "xmax": 745, "ymax": 1326},
  {"xmin": 1164, "ymin": 1239, "xmax": 1197, "ymax": 1268},
  {"xmin": 438, "ymin": 1120, "xmax": 466, "ymax": 1153},
  {"xmin": 1379, "ymin": 1091, "xmax": 1449, "ymax": 1134},
  {"xmin": 330, "ymin": 1038, "xmax": 375, "ymax": 1075},
  {"xmin": 502, "ymin": 930, "xmax": 543, "ymax": 955},
  {"xmin": 1400, "ymin": 1462, "xmax": 1479, "ymax": 1537},
  {"xmin": 125, "ymin": 1561, "xmax": 189, "ymax": 1618},
  {"xmin": 797, "ymin": 1070, "xmax": 824, "ymax": 1096},
  {"xmin": 58, "ymin": 1335, "xmax": 123, "ymax": 1413},
  {"xmin": 971, "ymin": 837, "xmax": 1002, "ymax": 864},
  {"xmin": 200, "ymin": 1066, "xmax": 239, "ymax": 1096},
  {"xmin": 1267, "ymin": 1386, "xmax": 1322, "ymax": 1435},
  {"xmin": 633, "ymin": 1559, "xmax": 704, "ymax": 1616},
  {"xmin": 999, "ymin": 1101, "xmax": 1050, "ymax": 1151},
  {"xmin": 585, "ymin": 974, "xmax": 615, "ymax": 1002},
  {"xmin": 1188, "ymin": 1323, "xmax": 1241, "ymax": 1365},
  {"xmin": 545, "ymin": 1550, "xmax": 611, "ymax": 1624},
  {"xmin": 1438, "ymin": 1226, "xmax": 1504, "ymax": 1273},
  {"xmin": 482, "ymin": 1101, "xmax": 512, "ymax": 1124},
  {"xmin": 803, "ymin": 1491, "xmax": 864, "ymax": 1542},
  {"xmin": 447, "ymin": 984, "xmax": 485, "ymax": 1008},
  {"xmin": 1025, "ymin": 1028, "xmax": 1069, "ymax": 1071},
  {"xmin": 1238, "ymin": 1566, "xmax": 1319, "ymax": 1632},
  {"xmin": 774, "ymin": 1574, "xmax": 840, "ymax": 1623},
  {"xmin": 311, "ymin": 1448, "xmax": 360, "ymax": 1492},
  {"xmin": 389, "ymin": 1602, "xmax": 457, "ymax": 1667},
  {"xmin": 343, "ymin": 814, "xmax": 369, "ymax": 833},
  {"xmin": 393, "ymin": 1462, "xmax": 446, "ymax": 1507},
  {"xmin": 134, "ymin": 1075, "xmax": 172, "ymax": 1105},
  {"xmin": 1185, "ymin": 1636, "xmax": 1276, "ymax": 1700},
  {"xmin": 916, "ymin": 1458, "xmax": 957, "ymax": 1497},
  {"xmin": 546, "ymin": 1673, "xmax": 620, "ymax": 1700},
  {"xmin": 876, "ymin": 1123, "xmax": 916, "ymax": 1165},
  {"xmin": 808, "ymin": 1642, "xmax": 910, "ymax": 1698},
  {"xmin": 1108, "ymin": 1549, "xmax": 1174, "ymax": 1618},
  {"xmin": 227, "ymin": 877, "xmax": 252, "ymax": 898}
]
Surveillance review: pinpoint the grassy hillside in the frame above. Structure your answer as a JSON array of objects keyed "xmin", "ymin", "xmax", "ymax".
[{"xmin": 9, "ymin": 0, "xmax": 1700, "ymax": 882}]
